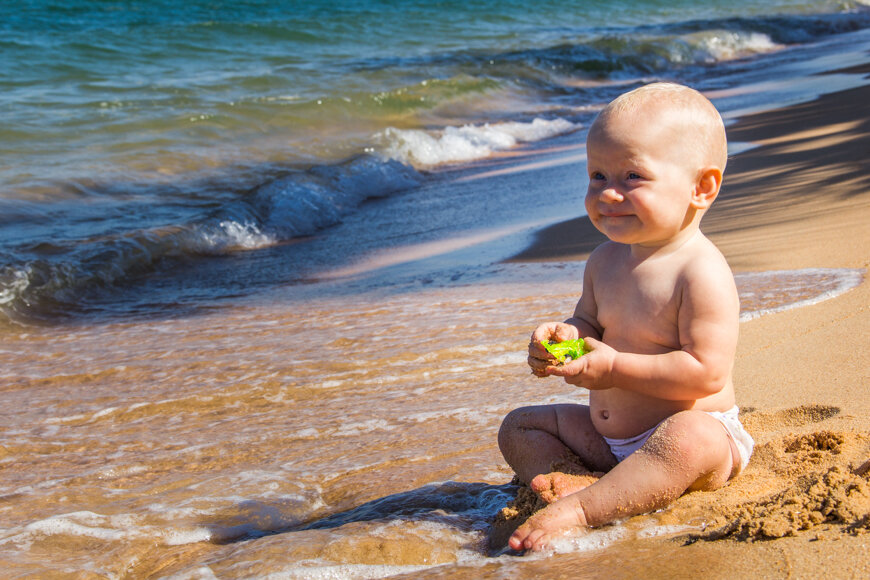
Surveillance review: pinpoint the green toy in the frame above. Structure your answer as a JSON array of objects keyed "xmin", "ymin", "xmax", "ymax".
[{"xmin": 541, "ymin": 338, "xmax": 589, "ymax": 363}]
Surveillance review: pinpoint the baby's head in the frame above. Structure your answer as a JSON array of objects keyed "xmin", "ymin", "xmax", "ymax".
[
  {"xmin": 590, "ymin": 82, "xmax": 727, "ymax": 173},
  {"xmin": 584, "ymin": 83, "xmax": 728, "ymax": 246}
]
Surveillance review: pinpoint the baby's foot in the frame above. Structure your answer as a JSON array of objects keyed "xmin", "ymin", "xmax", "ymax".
[
  {"xmin": 508, "ymin": 494, "xmax": 589, "ymax": 552},
  {"xmin": 530, "ymin": 472, "xmax": 598, "ymax": 503}
]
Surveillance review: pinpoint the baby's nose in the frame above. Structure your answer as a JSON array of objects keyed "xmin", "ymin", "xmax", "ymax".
[{"xmin": 601, "ymin": 187, "xmax": 624, "ymax": 203}]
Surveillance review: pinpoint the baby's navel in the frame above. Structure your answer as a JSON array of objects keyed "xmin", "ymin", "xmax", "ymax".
[{"xmin": 600, "ymin": 410, "xmax": 610, "ymax": 420}]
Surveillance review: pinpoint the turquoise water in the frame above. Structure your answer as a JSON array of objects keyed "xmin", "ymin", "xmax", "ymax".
[{"xmin": 1, "ymin": 0, "xmax": 870, "ymax": 321}]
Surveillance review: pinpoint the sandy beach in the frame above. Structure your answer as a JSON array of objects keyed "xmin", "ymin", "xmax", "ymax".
[{"xmin": 502, "ymin": 76, "xmax": 870, "ymax": 576}]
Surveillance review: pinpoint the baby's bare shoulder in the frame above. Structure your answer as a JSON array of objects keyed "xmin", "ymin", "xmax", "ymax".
[
  {"xmin": 679, "ymin": 236, "xmax": 734, "ymax": 286},
  {"xmin": 678, "ymin": 238, "xmax": 740, "ymax": 317}
]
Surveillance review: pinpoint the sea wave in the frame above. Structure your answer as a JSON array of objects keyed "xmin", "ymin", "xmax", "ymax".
[
  {"xmin": 685, "ymin": 30, "xmax": 782, "ymax": 62},
  {"xmin": 376, "ymin": 118, "xmax": 578, "ymax": 167},
  {"xmin": 0, "ymin": 156, "xmax": 422, "ymax": 321},
  {"xmin": 351, "ymin": 9, "xmax": 870, "ymax": 85}
]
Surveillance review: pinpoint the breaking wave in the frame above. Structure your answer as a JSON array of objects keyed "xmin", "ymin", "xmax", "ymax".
[
  {"xmin": 376, "ymin": 118, "xmax": 578, "ymax": 167},
  {"xmin": 0, "ymin": 156, "xmax": 422, "ymax": 321}
]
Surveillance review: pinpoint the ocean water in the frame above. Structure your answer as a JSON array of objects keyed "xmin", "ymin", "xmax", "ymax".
[
  {"xmin": 1, "ymin": 1, "xmax": 869, "ymax": 578},
  {"xmin": 2, "ymin": 0, "xmax": 870, "ymax": 321}
]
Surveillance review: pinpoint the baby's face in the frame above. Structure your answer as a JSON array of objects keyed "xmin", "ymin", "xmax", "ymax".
[{"xmin": 584, "ymin": 111, "xmax": 704, "ymax": 247}]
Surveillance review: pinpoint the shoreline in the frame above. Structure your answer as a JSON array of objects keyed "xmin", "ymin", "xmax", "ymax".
[{"xmin": 502, "ymin": 72, "xmax": 870, "ymax": 574}]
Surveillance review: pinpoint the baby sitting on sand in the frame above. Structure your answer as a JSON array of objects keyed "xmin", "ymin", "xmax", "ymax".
[{"xmin": 498, "ymin": 82, "xmax": 754, "ymax": 552}]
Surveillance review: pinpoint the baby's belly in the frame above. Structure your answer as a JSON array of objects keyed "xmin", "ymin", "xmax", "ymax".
[{"xmin": 588, "ymin": 389, "xmax": 732, "ymax": 439}]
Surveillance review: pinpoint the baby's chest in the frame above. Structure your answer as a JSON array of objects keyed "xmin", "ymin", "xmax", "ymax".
[{"xmin": 595, "ymin": 275, "xmax": 682, "ymax": 341}]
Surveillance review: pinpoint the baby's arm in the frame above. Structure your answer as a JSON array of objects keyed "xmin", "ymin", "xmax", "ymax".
[{"xmin": 551, "ymin": 258, "xmax": 739, "ymax": 399}]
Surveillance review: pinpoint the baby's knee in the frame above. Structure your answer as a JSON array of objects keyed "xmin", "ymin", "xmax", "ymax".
[
  {"xmin": 498, "ymin": 405, "xmax": 550, "ymax": 450},
  {"xmin": 498, "ymin": 406, "xmax": 532, "ymax": 444},
  {"xmin": 650, "ymin": 411, "xmax": 731, "ymax": 464}
]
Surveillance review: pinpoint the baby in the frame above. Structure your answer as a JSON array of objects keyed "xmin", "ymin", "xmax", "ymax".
[{"xmin": 499, "ymin": 82, "xmax": 754, "ymax": 552}]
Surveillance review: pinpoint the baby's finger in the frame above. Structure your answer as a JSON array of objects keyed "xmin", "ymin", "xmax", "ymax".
[
  {"xmin": 527, "ymin": 335, "xmax": 554, "ymax": 355},
  {"xmin": 553, "ymin": 325, "xmax": 577, "ymax": 342},
  {"xmin": 528, "ymin": 341, "xmax": 551, "ymax": 360},
  {"xmin": 528, "ymin": 355, "xmax": 552, "ymax": 376},
  {"xmin": 546, "ymin": 358, "xmax": 582, "ymax": 377},
  {"xmin": 530, "ymin": 322, "xmax": 564, "ymax": 344}
]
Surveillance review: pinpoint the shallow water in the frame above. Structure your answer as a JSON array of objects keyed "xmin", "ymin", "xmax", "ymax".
[{"xmin": 0, "ymin": 261, "xmax": 862, "ymax": 578}]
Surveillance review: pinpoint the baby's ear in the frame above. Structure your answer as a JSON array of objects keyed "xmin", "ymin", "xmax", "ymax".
[{"xmin": 691, "ymin": 166, "xmax": 723, "ymax": 210}]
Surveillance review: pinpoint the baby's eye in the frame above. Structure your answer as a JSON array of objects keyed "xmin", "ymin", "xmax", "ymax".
[
  {"xmin": 590, "ymin": 171, "xmax": 606, "ymax": 180},
  {"xmin": 627, "ymin": 172, "xmax": 643, "ymax": 180}
]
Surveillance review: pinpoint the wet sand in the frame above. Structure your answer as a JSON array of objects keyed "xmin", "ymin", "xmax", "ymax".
[{"xmin": 502, "ymin": 80, "xmax": 870, "ymax": 576}]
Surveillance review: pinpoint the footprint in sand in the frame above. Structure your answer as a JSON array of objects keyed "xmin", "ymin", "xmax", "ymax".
[
  {"xmin": 740, "ymin": 404, "xmax": 847, "ymax": 474},
  {"xmin": 739, "ymin": 403, "xmax": 840, "ymax": 433}
]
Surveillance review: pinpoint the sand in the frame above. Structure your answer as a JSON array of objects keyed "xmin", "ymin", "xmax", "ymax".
[{"xmin": 497, "ymin": 81, "xmax": 870, "ymax": 575}]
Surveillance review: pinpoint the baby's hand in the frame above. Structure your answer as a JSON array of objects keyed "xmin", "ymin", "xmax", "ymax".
[
  {"xmin": 528, "ymin": 322, "xmax": 579, "ymax": 377},
  {"xmin": 547, "ymin": 337, "xmax": 616, "ymax": 390}
]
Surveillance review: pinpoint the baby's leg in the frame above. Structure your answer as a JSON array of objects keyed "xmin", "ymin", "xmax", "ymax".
[
  {"xmin": 509, "ymin": 410, "xmax": 739, "ymax": 552},
  {"xmin": 497, "ymin": 403, "xmax": 616, "ymax": 485}
]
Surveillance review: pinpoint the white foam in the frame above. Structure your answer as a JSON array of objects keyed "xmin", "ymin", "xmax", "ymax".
[
  {"xmin": 162, "ymin": 566, "xmax": 219, "ymax": 580},
  {"xmin": 292, "ymin": 427, "xmax": 320, "ymax": 438},
  {"xmin": 317, "ymin": 380, "xmax": 346, "ymax": 389},
  {"xmin": 145, "ymin": 504, "xmax": 217, "ymax": 519},
  {"xmin": 188, "ymin": 220, "xmax": 276, "ymax": 254},
  {"xmin": 43, "ymin": 413, "xmax": 88, "ymax": 424},
  {"xmin": 405, "ymin": 405, "xmax": 501, "ymax": 427},
  {"xmin": 539, "ymin": 520, "xmax": 702, "ymax": 557},
  {"xmin": 91, "ymin": 406, "xmax": 118, "ymax": 420},
  {"xmin": 0, "ymin": 267, "xmax": 29, "ymax": 306},
  {"xmin": 97, "ymin": 464, "xmax": 148, "ymax": 479},
  {"xmin": 738, "ymin": 268, "xmax": 864, "ymax": 321},
  {"xmin": 263, "ymin": 562, "xmax": 436, "ymax": 580},
  {"xmin": 25, "ymin": 515, "xmax": 128, "ymax": 542},
  {"xmin": 482, "ymin": 352, "xmax": 527, "ymax": 366},
  {"xmin": 548, "ymin": 525, "xmax": 629, "ymax": 554},
  {"xmin": 690, "ymin": 31, "xmax": 782, "ymax": 62},
  {"xmin": 333, "ymin": 418, "xmax": 394, "ymax": 437},
  {"xmin": 378, "ymin": 118, "xmax": 577, "ymax": 167},
  {"xmin": 0, "ymin": 510, "xmax": 215, "ymax": 550},
  {"xmin": 161, "ymin": 527, "xmax": 214, "ymax": 546},
  {"xmin": 636, "ymin": 523, "xmax": 698, "ymax": 539}
]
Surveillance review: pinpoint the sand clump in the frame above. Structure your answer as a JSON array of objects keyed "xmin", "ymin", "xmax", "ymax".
[
  {"xmin": 694, "ymin": 462, "xmax": 870, "ymax": 541},
  {"xmin": 784, "ymin": 430, "xmax": 845, "ymax": 455}
]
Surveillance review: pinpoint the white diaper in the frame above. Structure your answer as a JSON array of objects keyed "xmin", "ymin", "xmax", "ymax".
[
  {"xmin": 603, "ymin": 406, "xmax": 754, "ymax": 473},
  {"xmin": 706, "ymin": 405, "xmax": 754, "ymax": 473}
]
